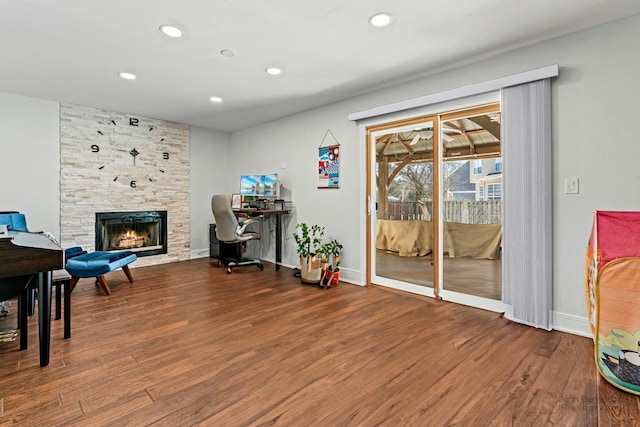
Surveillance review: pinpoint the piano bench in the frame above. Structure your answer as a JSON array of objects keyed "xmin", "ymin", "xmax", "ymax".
[
  {"xmin": 66, "ymin": 251, "xmax": 137, "ymax": 296},
  {"xmin": 52, "ymin": 269, "xmax": 72, "ymax": 339}
]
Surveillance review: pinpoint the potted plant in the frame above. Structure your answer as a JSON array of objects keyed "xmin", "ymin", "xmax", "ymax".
[
  {"xmin": 319, "ymin": 238, "xmax": 343, "ymax": 287},
  {"xmin": 293, "ymin": 223, "xmax": 324, "ymax": 283}
]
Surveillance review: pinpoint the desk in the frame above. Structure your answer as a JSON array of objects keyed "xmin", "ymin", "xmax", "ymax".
[
  {"xmin": 233, "ymin": 208, "xmax": 290, "ymax": 271},
  {"xmin": 0, "ymin": 231, "xmax": 63, "ymax": 367}
]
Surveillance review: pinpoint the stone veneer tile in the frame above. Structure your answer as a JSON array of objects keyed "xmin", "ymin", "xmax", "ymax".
[{"xmin": 60, "ymin": 104, "xmax": 191, "ymax": 267}]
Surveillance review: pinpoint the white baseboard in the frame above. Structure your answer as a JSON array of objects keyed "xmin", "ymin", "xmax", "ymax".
[
  {"xmin": 552, "ymin": 311, "xmax": 591, "ymax": 337},
  {"xmin": 190, "ymin": 248, "xmax": 210, "ymax": 259},
  {"xmin": 332, "ymin": 267, "xmax": 363, "ymax": 286}
]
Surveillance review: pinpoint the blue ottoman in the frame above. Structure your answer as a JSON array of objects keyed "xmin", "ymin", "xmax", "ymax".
[{"xmin": 66, "ymin": 251, "xmax": 137, "ymax": 295}]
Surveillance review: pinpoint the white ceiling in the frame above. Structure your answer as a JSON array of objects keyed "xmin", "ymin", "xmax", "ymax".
[{"xmin": 2, "ymin": 0, "xmax": 640, "ymax": 133}]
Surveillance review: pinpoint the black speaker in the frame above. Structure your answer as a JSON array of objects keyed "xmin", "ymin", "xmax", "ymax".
[
  {"xmin": 209, "ymin": 224, "xmax": 220, "ymax": 259},
  {"xmin": 219, "ymin": 241, "xmax": 242, "ymax": 263}
]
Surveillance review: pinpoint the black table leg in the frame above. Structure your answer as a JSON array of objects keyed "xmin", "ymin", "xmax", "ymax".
[
  {"xmin": 64, "ymin": 279, "xmax": 71, "ymax": 339},
  {"xmin": 55, "ymin": 283, "xmax": 61, "ymax": 320},
  {"xmin": 37, "ymin": 271, "xmax": 52, "ymax": 367},
  {"xmin": 275, "ymin": 213, "xmax": 282, "ymax": 271},
  {"xmin": 19, "ymin": 282, "xmax": 29, "ymax": 350}
]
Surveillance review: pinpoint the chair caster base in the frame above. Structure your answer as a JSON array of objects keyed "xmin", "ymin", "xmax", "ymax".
[{"xmin": 216, "ymin": 258, "xmax": 263, "ymax": 274}]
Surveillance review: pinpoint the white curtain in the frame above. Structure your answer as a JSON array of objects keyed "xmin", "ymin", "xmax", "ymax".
[{"xmin": 501, "ymin": 79, "xmax": 553, "ymax": 330}]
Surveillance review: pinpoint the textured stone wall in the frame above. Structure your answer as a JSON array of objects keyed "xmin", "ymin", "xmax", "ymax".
[{"xmin": 60, "ymin": 104, "xmax": 190, "ymax": 267}]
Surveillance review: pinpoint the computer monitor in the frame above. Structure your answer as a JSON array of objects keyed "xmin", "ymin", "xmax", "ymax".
[
  {"xmin": 240, "ymin": 175, "xmax": 263, "ymax": 196},
  {"xmin": 263, "ymin": 173, "xmax": 278, "ymax": 197},
  {"xmin": 240, "ymin": 174, "xmax": 278, "ymax": 198}
]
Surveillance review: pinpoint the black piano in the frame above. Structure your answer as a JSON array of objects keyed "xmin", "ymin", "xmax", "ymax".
[{"xmin": 0, "ymin": 230, "xmax": 63, "ymax": 367}]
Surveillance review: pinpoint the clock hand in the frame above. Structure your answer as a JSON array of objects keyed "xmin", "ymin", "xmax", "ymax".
[{"xmin": 129, "ymin": 148, "xmax": 140, "ymax": 165}]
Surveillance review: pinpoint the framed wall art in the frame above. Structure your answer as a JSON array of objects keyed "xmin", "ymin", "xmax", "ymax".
[
  {"xmin": 231, "ymin": 193, "xmax": 242, "ymax": 209},
  {"xmin": 318, "ymin": 129, "xmax": 340, "ymax": 189}
]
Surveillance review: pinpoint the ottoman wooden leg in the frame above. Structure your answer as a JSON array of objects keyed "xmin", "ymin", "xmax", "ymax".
[
  {"xmin": 122, "ymin": 265, "xmax": 134, "ymax": 283},
  {"xmin": 96, "ymin": 275, "xmax": 111, "ymax": 295},
  {"xmin": 69, "ymin": 277, "xmax": 79, "ymax": 292}
]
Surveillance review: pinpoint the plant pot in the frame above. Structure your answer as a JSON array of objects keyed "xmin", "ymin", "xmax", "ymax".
[{"xmin": 300, "ymin": 255, "xmax": 322, "ymax": 284}]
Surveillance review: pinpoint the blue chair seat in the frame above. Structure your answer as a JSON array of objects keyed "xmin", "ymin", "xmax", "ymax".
[{"xmin": 66, "ymin": 251, "xmax": 137, "ymax": 295}]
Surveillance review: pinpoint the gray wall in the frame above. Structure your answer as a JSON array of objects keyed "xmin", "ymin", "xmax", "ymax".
[
  {"xmin": 189, "ymin": 126, "xmax": 232, "ymax": 257},
  {"xmin": 229, "ymin": 14, "xmax": 640, "ymax": 334},
  {"xmin": 0, "ymin": 92, "xmax": 60, "ymax": 235},
  {"xmin": 2, "ymin": 14, "xmax": 640, "ymax": 334},
  {"xmin": 0, "ymin": 92, "xmax": 231, "ymax": 257}
]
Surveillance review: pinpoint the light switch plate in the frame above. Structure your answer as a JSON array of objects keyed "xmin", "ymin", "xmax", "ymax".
[{"xmin": 565, "ymin": 177, "xmax": 579, "ymax": 194}]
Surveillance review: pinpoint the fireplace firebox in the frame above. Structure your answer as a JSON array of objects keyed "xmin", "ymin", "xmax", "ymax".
[{"xmin": 95, "ymin": 211, "xmax": 167, "ymax": 257}]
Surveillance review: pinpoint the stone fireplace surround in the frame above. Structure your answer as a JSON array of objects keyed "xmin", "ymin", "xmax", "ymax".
[{"xmin": 60, "ymin": 104, "xmax": 191, "ymax": 268}]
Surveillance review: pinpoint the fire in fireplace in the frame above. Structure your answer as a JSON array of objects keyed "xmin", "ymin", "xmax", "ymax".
[{"xmin": 95, "ymin": 211, "xmax": 167, "ymax": 257}]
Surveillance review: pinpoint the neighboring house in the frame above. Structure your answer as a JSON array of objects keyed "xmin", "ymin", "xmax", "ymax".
[
  {"xmin": 471, "ymin": 158, "xmax": 502, "ymax": 201},
  {"xmin": 445, "ymin": 161, "xmax": 476, "ymax": 201}
]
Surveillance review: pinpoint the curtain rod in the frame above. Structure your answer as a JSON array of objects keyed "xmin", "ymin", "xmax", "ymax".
[{"xmin": 348, "ymin": 64, "xmax": 559, "ymax": 122}]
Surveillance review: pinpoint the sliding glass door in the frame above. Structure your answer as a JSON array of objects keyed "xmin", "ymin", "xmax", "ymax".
[
  {"xmin": 369, "ymin": 117, "xmax": 438, "ymax": 297},
  {"xmin": 438, "ymin": 105, "xmax": 504, "ymax": 311},
  {"xmin": 367, "ymin": 103, "xmax": 505, "ymax": 312}
]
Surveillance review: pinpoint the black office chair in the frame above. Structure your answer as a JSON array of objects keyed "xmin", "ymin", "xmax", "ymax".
[{"xmin": 211, "ymin": 194, "xmax": 264, "ymax": 274}]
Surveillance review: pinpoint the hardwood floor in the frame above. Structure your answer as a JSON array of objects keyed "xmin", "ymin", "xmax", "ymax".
[
  {"xmin": 376, "ymin": 250, "xmax": 502, "ymax": 300},
  {"xmin": 0, "ymin": 258, "xmax": 638, "ymax": 426}
]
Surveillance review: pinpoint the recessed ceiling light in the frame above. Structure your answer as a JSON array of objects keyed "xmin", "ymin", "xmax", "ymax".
[
  {"xmin": 220, "ymin": 49, "xmax": 237, "ymax": 58},
  {"xmin": 118, "ymin": 72, "xmax": 136, "ymax": 80},
  {"xmin": 159, "ymin": 25, "xmax": 183, "ymax": 38},
  {"xmin": 265, "ymin": 67, "xmax": 282, "ymax": 76},
  {"xmin": 369, "ymin": 12, "xmax": 393, "ymax": 27},
  {"xmin": 209, "ymin": 96, "xmax": 223, "ymax": 103}
]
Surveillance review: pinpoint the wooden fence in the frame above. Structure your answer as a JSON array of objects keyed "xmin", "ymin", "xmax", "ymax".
[{"xmin": 386, "ymin": 200, "xmax": 502, "ymax": 224}]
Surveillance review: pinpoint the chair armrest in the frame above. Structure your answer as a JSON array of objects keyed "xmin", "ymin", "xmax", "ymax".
[{"xmin": 237, "ymin": 217, "xmax": 261, "ymax": 235}]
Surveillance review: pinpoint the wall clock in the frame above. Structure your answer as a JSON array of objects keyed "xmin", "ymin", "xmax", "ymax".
[{"xmin": 91, "ymin": 115, "xmax": 171, "ymax": 188}]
